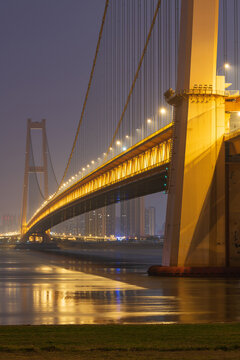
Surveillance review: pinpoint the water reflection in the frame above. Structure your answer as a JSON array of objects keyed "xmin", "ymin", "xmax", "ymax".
[{"xmin": 0, "ymin": 249, "xmax": 240, "ymax": 324}]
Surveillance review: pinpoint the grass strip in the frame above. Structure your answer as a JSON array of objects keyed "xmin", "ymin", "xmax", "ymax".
[{"xmin": 0, "ymin": 324, "xmax": 239, "ymax": 359}]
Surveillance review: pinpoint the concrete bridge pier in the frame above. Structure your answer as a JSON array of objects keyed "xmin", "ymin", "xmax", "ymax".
[{"xmin": 149, "ymin": 0, "xmax": 240, "ymax": 276}]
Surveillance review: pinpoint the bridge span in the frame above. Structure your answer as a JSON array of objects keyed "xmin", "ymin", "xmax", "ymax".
[
  {"xmin": 25, "ymin": 124, "xmax": 172, "ymax": 237},
  {"xmin": 21, "ymin": 0, "xmax": 240, "ymax": 272}
]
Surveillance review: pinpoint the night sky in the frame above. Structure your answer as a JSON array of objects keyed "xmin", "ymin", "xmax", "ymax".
[
  {"xmin": 0, "ymin": 0, "xmax": 105, "ymax": 215},
  {"xmin": 0, "ymin": 0, "xmax": 168, "ymax": 232}
]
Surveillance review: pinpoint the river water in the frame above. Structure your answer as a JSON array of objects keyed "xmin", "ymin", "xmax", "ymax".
[{"xmin": 0, "ymin": 247, "xmax": 240, "ymax": 324}]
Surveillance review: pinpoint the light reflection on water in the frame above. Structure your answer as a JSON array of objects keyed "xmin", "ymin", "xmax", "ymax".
[{"xmin": 0, "ymin": 248, "xmax": 240, "ymax": 324}]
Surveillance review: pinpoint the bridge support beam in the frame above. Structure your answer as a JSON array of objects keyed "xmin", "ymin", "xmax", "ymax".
[{"xmin": 162, "ymin": 0, "xmax": 228, "ymax": 267}]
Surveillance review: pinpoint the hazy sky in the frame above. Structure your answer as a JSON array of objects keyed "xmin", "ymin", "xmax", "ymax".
[
  {"xmin": 0, "ymin": 0, "xmax": 106, "ymax": 215},
  {"xmin": 0, "ymin": 0, "xmax": 167, "ymax": 230}
]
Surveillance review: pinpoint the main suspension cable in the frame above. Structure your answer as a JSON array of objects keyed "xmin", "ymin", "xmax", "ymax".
[{"xmin": 58, "ymin": 0, "xmax": 109, "ymax": 191}]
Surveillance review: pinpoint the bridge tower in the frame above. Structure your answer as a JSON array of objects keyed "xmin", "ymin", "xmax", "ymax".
[
  {"xmin": 162, "ymin": 0, "xmax": 229, "ymax": 269},
  {"xmin": 21, "ymin": 119, "xmax": 48, "ymax": 235}
]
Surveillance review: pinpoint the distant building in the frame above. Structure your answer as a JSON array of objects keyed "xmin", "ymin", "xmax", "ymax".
[
  {"xmin": 85, "ymin": 204, "xmax": 115, "ymax": 237},
  {"xmin": 120, "ymin": 197, "xmax": 145, "ymax": 239},
  {"xmin": 85, "ymin": 210, "xmax": 97, "ymax": 236},
  {"xmin": 53, "ymin": 214, "xmax": 85, "ymax": 236},
  {"xmin": 105, "ymin": 204, "xmax": 116, "ymax": 236},
  {"xmin": 145, "ymin": 207, "xmax": 156, "ymax": 236},
  {"xmin": 1, "ymin": 214, "xmax": 19, "ymax": 233}
]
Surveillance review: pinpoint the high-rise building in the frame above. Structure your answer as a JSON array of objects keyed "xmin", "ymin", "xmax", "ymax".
[
  {"xmin": 145, "ymin": 207, "xmax": 156, "ymax": 236},
  {"xmin": 105, "ymin": 204, "xmax": 116, "ymax": 236},
  {"xmin": 1, "ymin": 214, "xmax": 18, "ymax": 233},
  {"xmin": 120, "ymin": 197, "xmax": 145, "ymax": 239},
  {"xmin": 85, "ymin": 204, "xmax": 115, "ymax": 237}
]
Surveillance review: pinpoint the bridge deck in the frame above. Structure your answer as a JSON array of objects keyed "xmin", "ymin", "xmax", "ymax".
[{"xmin": 26, "ymin": 124, "xmax": 173, "ymax": 235}]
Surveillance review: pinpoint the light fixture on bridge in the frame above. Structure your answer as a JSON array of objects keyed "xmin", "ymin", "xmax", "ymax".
[
  {"xmin": 87, "ymin": 164, "xmax": 90, "ymax": 168},
  {"xmin": 217, "ymin": 63, "xmax": 231, "ymax": 75},
  {"xmin": 103, "ymin": 152, "xmax": 107, "ymax": 156},
  {"xmin": 238, "ymin": 112, "xmax": 240, "ymax": 117},
  {"xmin": 125, "ymin": 135, "xmax": 129, "ymax": 139},
  {"xmin": 82, "ymin": 167, "xmax": 85, "ymax": 171},
  {"xmin": 109, "ymin": 147, "xmax": 113, "ymax": 151},
  {"xmin": 116, "ymin": 140, "xmax": 121, "ymax": 145},
  {"xmin": 159, "ymin": 107, "xmax": 166, "ymax": 114},
  {"xmin": 91, "ymin": 160, "xmax": 95, "ymax": 164},
  {"xmin": 147, "ymin": 118, "xmax": 152, "ymax": 124}
]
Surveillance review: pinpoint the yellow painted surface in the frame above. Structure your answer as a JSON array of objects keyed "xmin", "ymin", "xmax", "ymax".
[
  {"xmin": 163, "ymin": 0, "xmax": 228, "ymax": 267},
  {"xmin": 178, "ymin": 94, "xmax": 226, "ymax": 266}
]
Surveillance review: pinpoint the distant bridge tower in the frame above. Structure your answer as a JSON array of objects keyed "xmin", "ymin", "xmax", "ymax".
[{"xmin": 21, "ymin": 119, "xmax": 48, "ymax": 235}]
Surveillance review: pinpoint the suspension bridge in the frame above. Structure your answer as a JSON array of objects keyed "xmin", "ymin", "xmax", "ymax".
[{"xmin": 20, "ymin": 0, "xmax": 240, "ymax": 274}]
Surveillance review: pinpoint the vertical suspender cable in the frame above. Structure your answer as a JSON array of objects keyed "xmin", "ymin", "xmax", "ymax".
[
  {"xmin": 57, "ymin": 0, "xmax": 109, "ymax": 191},
  {"xmin": 107, "ymin": 0, "xmax": 162, "ymax": 153},
  {"xmin": 234, "ymin": 0, "xmax": 238, "ymax": 89}
]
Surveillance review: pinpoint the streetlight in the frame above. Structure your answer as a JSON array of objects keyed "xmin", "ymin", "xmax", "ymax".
[
  {"xmin": 159, "ymin": 107, "xmax": 166, "ymax": 115},
  {"xmin": 217, "ymin": 62, "xmax": 230, "ymax": 75}
]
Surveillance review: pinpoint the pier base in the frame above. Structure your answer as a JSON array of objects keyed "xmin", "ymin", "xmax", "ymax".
[{"xmin": 148, "ymin": 265, "xmax": 240, "ymax": 277}]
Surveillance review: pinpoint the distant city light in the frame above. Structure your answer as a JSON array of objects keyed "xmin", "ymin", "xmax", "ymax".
[
  {"xmin": 224, "ymin": 63, "xmax": 230, "ymax": 69},
  {"xmin": 91, "ymin": 160, "xmax": 95, "ymax": 164},
  {"xmin": 122, "ymin": 146, "xmax": 127, "ymax": 151},
  {"xmin": 125, "ymin": 135, "xmax": 129, "ymax": 139},
  {"xmin": 147, "ymin": 118, "xmax": 152, "ymax": 123},
  {"xmin": 109, "ymin": 147, "xmax": 113, "ymax": 151},
  {"xmin": 238, "ymin": 112, "xmax": 240, "ymax": 117},
  {"xmin": 82, "ymin": 167, "xmax": 85, "ymax": 171},
  {"xmin": 160, "ymin": 107, "xmax": 166, "ymax": 114},
  {"xmin": 87, "ymin": 164, "xmax": 90, "ymax": 168},
  {"xmin": 116, "ymin": 140, "xmax": 121, "ymax": 145}
]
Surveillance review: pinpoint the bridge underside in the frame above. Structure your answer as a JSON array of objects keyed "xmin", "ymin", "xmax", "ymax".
[{"xmin": 25, "ymin": 165, "xmax": 167, "ymax": 236}]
